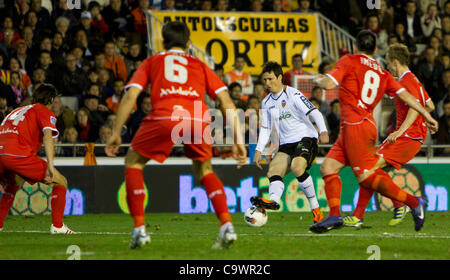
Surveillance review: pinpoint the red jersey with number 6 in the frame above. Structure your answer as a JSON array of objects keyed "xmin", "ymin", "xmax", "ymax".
[
  {"xmin": 0, "ymin": 104, "xmax": 59, "ymax": 157},
  {"xmin": 396, "ymin": 71, "xmax": 430, "ymax": 141},
  {"xmin": 326, "ymin": 54, "xmax": 405, "ymax": 125},
  {"xmin": 126, "ymin": 50, "xmax": 227, "ymax": 122}
]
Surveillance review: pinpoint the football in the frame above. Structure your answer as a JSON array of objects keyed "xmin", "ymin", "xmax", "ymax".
[{"xmin": 244, "ymin": 206, "xmax": 268, "ymax": 227}]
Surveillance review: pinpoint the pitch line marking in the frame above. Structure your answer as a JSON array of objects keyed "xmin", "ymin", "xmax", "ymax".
[{"xmin": 3, "ymin": 230, "xmax": 450, "ymax": 239}]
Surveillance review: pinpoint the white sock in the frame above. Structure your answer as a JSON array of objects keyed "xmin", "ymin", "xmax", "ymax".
[
  {"xmin": 298, "ymin": 175, "xmax": 319, "ymax": 210},
  {"xmin": 269, "ymin": 180, "xmax": 284, "ymax": 204},
  {"xmin": 133, "ymin": 225, "xmax": 146, "ymax": 234}
]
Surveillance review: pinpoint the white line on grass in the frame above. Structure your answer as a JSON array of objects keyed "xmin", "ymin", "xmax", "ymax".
[{"xmin": 3, "ymin": 230, "xmax": 450, "ymax": 239}]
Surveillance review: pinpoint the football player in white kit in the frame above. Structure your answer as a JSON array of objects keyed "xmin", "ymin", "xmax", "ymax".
[{"xmin": 251, "ymin": 61, "xmax": 329, "ymax": 224}]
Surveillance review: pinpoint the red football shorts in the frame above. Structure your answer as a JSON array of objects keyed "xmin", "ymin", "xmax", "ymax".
[
  {"xmin": 326, "ymin": 120, "xmax": 380, "ymax": 176},
  {"xmin": 377, "ymin": 137, "xmax": 422, "ymax": 169},
  {"xmin": 131, "ymin": 118, "xmax": 213, "ymax": 163},
  {"xmin": 0, "ymin": 154, "xmax": 48, "ymax": 184}
]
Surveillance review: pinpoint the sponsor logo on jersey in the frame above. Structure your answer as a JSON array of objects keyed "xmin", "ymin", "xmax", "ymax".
[
  {"xmin": 160, "ymin": 86, "xmax": 200, "ymax": 98},
  {"xmin": 279, "ymin": 112, "xmax": 292, "ymax": 121},
  {"xmin": 300, "ymin": 96, "xmax": 315, "ymax": 110}
]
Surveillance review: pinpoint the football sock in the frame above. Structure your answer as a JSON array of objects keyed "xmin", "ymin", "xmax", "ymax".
[
  {"xmin": 268, "ymin": 175, "xmax": 284, "ymax": 204},
  {"xmin": 51, "ymin": 185, "xmax": 67, "ymax": 228},
  {"xmin": 392, "ymin": 199, "xmax": 405, "ymax": 208},
  {"xmin": 125, "ymin": 168, "xmax": 146, "ymax": 228},
  {"xmin": 0, "ymin": 183, "xmax": 19, "ymax": 228},
  {"xmin": 323, "ymin": 173, "xmax": 342, "ymax": 217},
  {"xmin": 360, "ymin": 169, "xmax": 419, "ymax": 209},
  {"xmin": 352, "ymin": 187, "xmax": 374, "ymax": 219},
  {"xmin": 200, "ymin": 172, "xmax": 231, "ymax": 226},
  {"xmin": 297, "ymin": 173, "xmax": 319, "ymax": 210}
]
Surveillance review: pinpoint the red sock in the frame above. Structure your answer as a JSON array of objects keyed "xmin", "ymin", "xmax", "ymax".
[
  {"xmin": 200, "ymin": 172, "xmax": 231, "ymax": 225},
  {"xmin": 360, "ymin": 169, "xmax": 419, "ymax": 209},
  {"xmin": 0, "ymin": 184, "xmax": 20, "ymax": 228},
  {"xmin": 125, "ymin": 168, "xmax": 146, "ymax": 228},
  {"xmin": 353, "ymin": 187, "xmax": 374, "ymax": 219},
  {"xmin": 392, "ymin": 200, "xmax": 404, "ymax": 208},
  {"xmin": 323, "ymin": 173, "xmax": 342, "ymax": 217},
  {"xmin": 51, "ymin": 185, "xmax": 67, "ymax": 228}
]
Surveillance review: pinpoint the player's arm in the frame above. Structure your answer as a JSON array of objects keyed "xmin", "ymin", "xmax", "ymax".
[
  {"xmin": 106, "ymin": 86, "xmax": 141, "ymax": 156},
  {"xmin": 397, "ymin": 90, "xmax": 438, "ymax": 134},
  {"xmin": 386, "ymin": 107, "xmax": 419, "ymax": 143},
  {"xmin": 43, "ymin": 129, "xmax": 56, "ymax": 180},
  {"xmin": 425, "ymin": 99, "xmax": 435, "ymax": 112},
  {"xmin": 215, "ymin": 90, "xmax": 247, "ymax": 168},
  {"xmin": 308, "ymin": 109, "xmax": 329, "ymax": 144},
  {"xmin": 313, "ymin": 74, "xmax": 337, "ymax": 90}
]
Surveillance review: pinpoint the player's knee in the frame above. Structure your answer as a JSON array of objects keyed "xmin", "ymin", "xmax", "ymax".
[
  {"xmin": 320, "ymin": 162, "xmax": 333, "ymax": 177},
  {"xmin": 290, "ymin": 159, "xmax": 307, "ymax": 177},
  {"xmin": 267, "ymin": 169, "xmax": 281, "ymax": 179},
  {"xmin": 193, "ymin": 160, "xmax": 213, "ymax": 180}
]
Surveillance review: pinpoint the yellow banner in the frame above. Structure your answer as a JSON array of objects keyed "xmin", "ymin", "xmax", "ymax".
[{"xmin": 152, "ymin": 12, "xmax": 320, "ymax": 75}]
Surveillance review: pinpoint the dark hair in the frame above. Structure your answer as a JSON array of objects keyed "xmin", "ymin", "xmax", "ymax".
[
  {"xmin": 228, "ymin": 82, "xmax": 242, "ymax": 91},
  {"xmin": 248, "ymin": 95, "xmax": 259, "ymax": 102},
  {"xmin": 262, "ymin": 61, "xmax": 283, "ymax": 78},
  {"xmin": 32, "ymin": 83, "xmax": 59, "ymax": 105},
  {"xmin": 356, "ymin": 30, "xmax": 377, "ymax": 55},
  {"xmin": 292, "ymin": 53, "xmax": 303, "ymax": 61},
  {"xmin": 330, "ymin": 99, "xmax": 339, "ymax": 107},
  {"xmin": 162, "ymin": 21, "xmax": 190, "ymax": 50},
  {"xmin": 318, "ymin": 61, "xmax": 330, "ymax": 74},
  {"xmin": 214, "ymin": 64, "xmax": 224, "ymax": 71}
]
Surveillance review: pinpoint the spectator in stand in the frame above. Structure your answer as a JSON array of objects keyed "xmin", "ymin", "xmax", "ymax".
[
  {"xmin": 250, "ymin": 0, "xmax": 263, "ymax": 12},
  {"xmin": 24, "ymin": 10, "xmax": 41, "ymax": 40},
  {"xmin": 125, "ymin": 42, "xmax": 145, "ymax": 74},
  {"xmin": 97, "ymin": 68, "xmax": 114, "ymax": 98},
  {"xmin": 102, "ymin": 0, "xmax": 132, "ymax": 34},
  {"xmin": 429, "ymin": 35, "xmax": 442, "ymax": 57},
  {"xmin": 8, "ymin": 57, "xmax": 31, "ymax": 90},
  {"xmin": 394, "ymin": 22, "xmax": 417, "ymax": 52},
  {"xmin": 105, "ymin": 78, "xmax": 137, "ymax": 114},
  {"xmin": 128, "ymin": 94, "xmax": 152, "ymax": 139},
  {"xmin": 35, "ymin": 50, "xmax": 56, "ymax": 85},
  {"xmin": 399, "ymin": 0, "xmax": 423, "ymax": 43},
  {"xmin": 440, "ymin": 53, "xmax": 450, "ymax": 69},
  {"xmin": 295, "ymin": 0, "xmax": 313, "ymax": 13},
  {"xmin": 214, "ymin": 64, "xmax": 226, "ymax": 84},
  {"xmin": 421, "ymin": 3, "xmax": 442, "ymax": 39},
  {"xmin": 27, "ymin": 67, "xmax": 46, "ymax": 96},
  {"xmin": 0, "ymin": 17, "xmax": 21, "ymax": 43},
  {"xmin": 112, "ymin": 31, "xmax": 128, "ymax": 59},
  {"xmin": 434, "ymin": 97, "xmax": 450, "ymax": 155},
  {"xmin": 51, "ymin": 32, "xmax": 67, "ymax": 68},
  {"xmin": 366, "ymin": 13, "xmax": 389, "ymax": 57},
  {"xmin": 388, "ymin": 34, "xmax": 400, "ymax": 45},
  {"xmin": 10, "ymin": 0, "xmax": 30, "ymax": 29},
  {"xmin": 436, "ymin": 69, "xmax": 450, "ymax": 114},
  {"xmin": 52, "ymin": 0, "xmax": 79, "ymax": 28},
  {"xmin": 253, "ymin": 81, "xmax": 266, "ymax": 102},
  {"xmin": 283, "ymin": 53, "xmax": 309, "ymax": 87},
  {"xmin": 62, "ymin": 127, "xmax": 85, "ymax": 157},
  {"xmin": 228, "ymin": 82, "xmax": 247, "ymax": 110},
  {"xmin": 0, "ymin": 27, "xmax": 16, "ymax": 59},
  {"xmin": 215, "ymin": 0, "xmax": 228, "ymax": 11},
  {"xmin": 414, "ymin": 46, "xmax": 445, "ymax": 102},
  {"xmin": 378, "ymin": 0, "xmax": 394, "ymax": 34},
  {"xmin": 326, "ymin": 99, "xmax": 340, "ymax": 144},
  {"xmin": 30, "ymin": 0, "xmax": 52, "ymax": 32},
  {"xmin": 200, "ymin": 0, "xmax": 213, "ymax": 11},
  {"xmin": 54, "ymin": 16, "xmax": 71, "ymax": 41},
  {"xmin": 311, "ymin": 86, "xmax": 330, "ymax": 116},
  {"xmin": 441, "ymin": 15, "xmax": 450, "ymax": 34},
  {"xmin": 224, "ymin": 55, "xmax": 253, "ymax": 97},
  {"xmin": 76, "ymin": 107, "xmax": 96, "ymax": 142},
  {"xmin": 82, "ymin": 94, "xmax": 110, "ymax": 139},
  {"xmin": 97, "ymin": 124, "xmax": 113, "ymax": 144},
  {"xmin": 318, "ymin": 60, "xmax": 332, "ymax": 74},
  {"xmin": 131, "ymin": 0, "xmax": 150, "ymax": 37},
  {"xmin": 104, "ymin": 41, "xmax": 128, "ymax": 82},
  {"xmin": 21, "ymin": 26, "xmax": 34, "ymax": 50},
  {"xmin": 14, "ymin": 39, "xmax": 33, "ymax": 75},
  {"xmin": 88, "ymin": 1, "xmax": 110, "ymax": 35},
  {"xmin": 87, "ymin": 69, "xmax": 99, "ymax": 84},
  {"xmin": 8, "ymin": 71, "xmax": 25, "ymax": 107},
  {"xmin": 51, "ymin": 96, "xmax": 76, "ymax": 139},
  {"xmin": 78, "ymin": 10, "xmax": 104, "ymax": 55},
  {"xmin": 57, "ymin": 53, "xmax": 89, "ymax": 97}
]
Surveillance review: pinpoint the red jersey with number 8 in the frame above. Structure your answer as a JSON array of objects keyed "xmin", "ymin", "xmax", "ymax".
[
  {"xmin": 0, "ymin": 104, "xmax": 59, "ymax": 157},
  {"xmin": 326, "ymin": 54, "xmax": 405, "ymax": 125},
  {"xmin": 126, "ymin": 50, "xmax": 227, "ymax": 121}
]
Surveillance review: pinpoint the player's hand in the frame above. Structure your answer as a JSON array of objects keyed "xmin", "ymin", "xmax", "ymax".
[
  {"xmin": 232, "ymin": 143, "xmax": 247, "ymax": 169},
  {"xmin": 44, "ymin": 165, "xmax": 56, "ymax": 184},
  {"xmin": 386, "ymin": 130, "xmax": 402, "ymax": 143},
  {"xmin": 105, "ymin": 132, "xmax": 121, "ymax": 157},
  {"xmin": 425, "ymin": 115, "xmax": 439, "ymax": 134},
  {"xmin": 253, "ymin": 150, "xmax": 263, "ymax": 170},
  {"xmin": 318, "ymin": 131, "xmax": 329, "ymax": 144}
]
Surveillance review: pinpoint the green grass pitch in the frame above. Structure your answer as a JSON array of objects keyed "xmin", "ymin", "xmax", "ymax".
[{"xmin": 0, "ymin": 211, "xmax": 448, "ymax": 260}]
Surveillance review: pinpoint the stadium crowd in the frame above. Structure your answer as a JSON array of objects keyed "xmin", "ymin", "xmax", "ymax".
[{"xmin": 0, "ymin": 0, "xmax": 449, "ymax": 157}]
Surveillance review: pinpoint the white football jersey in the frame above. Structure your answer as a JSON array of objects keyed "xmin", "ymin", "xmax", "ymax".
[{"xmin": 260, "ymin": 85, "xmax": 318, "ymax": 145}]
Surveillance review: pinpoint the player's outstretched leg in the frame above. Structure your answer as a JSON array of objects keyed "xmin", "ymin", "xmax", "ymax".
[
  {"xmin": 0, "ymin": 176, "xmax": 20, "ymax": 231},
  {"xmin": 125, "ymin": 150, "xmax": 150, "ymax": 249},
  {"xmin": 359, "ymin": 168, "xmax": 426, "ymax": 231},
  {"xmin": 48, "ymin": 170, "xmax": 76, "ymax": 234},
  {"xmin": 343, "ymin": 187, "xmax": 373, "ymax": 228},
  {"xmin": 194, "ymin": 160, "xmax": 236, "ymax": 249}
]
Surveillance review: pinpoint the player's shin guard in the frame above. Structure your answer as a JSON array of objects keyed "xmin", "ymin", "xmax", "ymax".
[
  {"xmin": 323, "ymin": 173, "xmax": 342, "ymax": 216},
  {"xmin": 200, "ymin": 173, "xmax": 231, "ymax": 226},
  {"xmin": 0, "ymin": 184, "xmax": 19, "ymax": 228},
  {"xmin": 297, "ymin": 173, "xmax": 319, "ymax": 210},
  {"xmin": 125, "ymin": 168, "xmax": 146, "ymax": 228},
  {"xmin": 360, "ymin": 169, "xmax": 419, "ymax": 209},
  {"xmin": 352, "ymin": 187, "xmax": 374, "ymax": 219},
  {"xmin": 51, "ymin": 185, "xmax": 67, "ymax": 228}
]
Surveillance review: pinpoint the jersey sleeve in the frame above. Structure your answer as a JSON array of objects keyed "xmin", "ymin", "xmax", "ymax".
[
  {"xmin": 203, "ymin": 64, "xmax": 227, "ymax": 99},
  {"xmin": 385, "ymin": 73, "xmax": 406, "ymax": 98},
  {"xmin": 125, "ymin": 57, "xmax": 152, "ymax": 92},
  {"xmin": 420, "ymin": 85, "xmax": 431, "ymax": 104},
  {"xmin": 36, "ymin": 106, "xmax": 59, "ymax": 138},
  {"xmin": 326, "ymin": 55, "xmax": 352, "ymax": 86},
  {"xmin": 260, "ymin": 100, "xmax": 270, "ymax": 129},
  {"xmin": 293, "ymin": 91, "xmax": 317, "ymax": 116}
]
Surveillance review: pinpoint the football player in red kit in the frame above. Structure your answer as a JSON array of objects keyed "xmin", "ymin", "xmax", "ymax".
[
  {"xmin": 0, "ymin": 84, "xmax": 75, "ymax": 234},
  {"xmin": 344, "ymin": 43, "xmax": 435, "ymax": 228},
  {"xmin": 310, "ymin": 31, "xmax": 438, "ymax": 233},
  {"xmin": 105, "ymin": 21, "xmax": 246, "ymax": 249}
]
